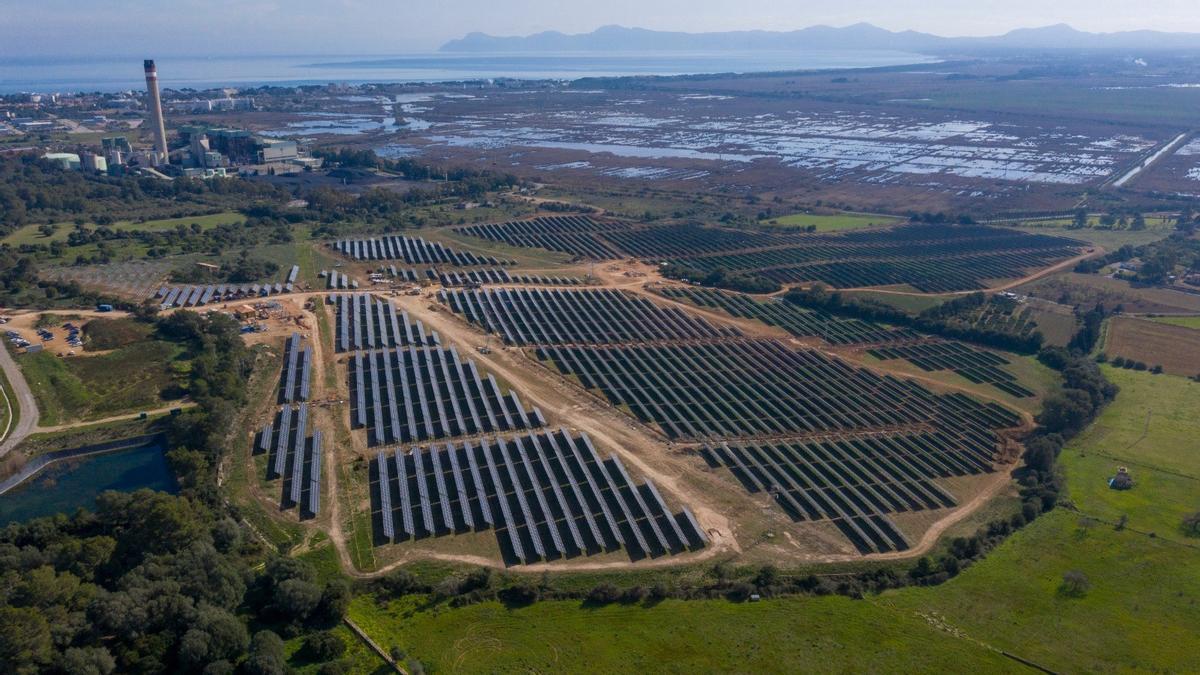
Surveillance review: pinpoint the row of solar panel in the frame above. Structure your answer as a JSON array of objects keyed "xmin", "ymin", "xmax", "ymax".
[
  {"xmin": 333, "ymin": 235, "xmax": 509, "ymax": 267},
  {"xmin": 348, "ymin": 345, "xmax": 545, "ymax": 446},
  {"xmin": 155, "ymin": 282, "xmax": 293, "ymax": 308},
  {"xmin": 330, "ymin": 293, "xmax": 440, "ymax": 353},
  {"xmin": 322, "ymin": 270, "xmax": 359, "ymax": 290},
  {"xmin": 373, "ymin": 430, "xmax": 706, "ymax": 564},
  {"xmin": 257, "ymin": 403, "xmax": 323, "ymax": 516},
  {"xmin": 280, "ymin": 332, "xmax": 313, "ymax": 403}
]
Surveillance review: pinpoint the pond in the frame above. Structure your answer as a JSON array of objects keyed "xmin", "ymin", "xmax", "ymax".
[{"xmin": 0, "ymin": 440, "xmax": 177, "ymax": 523}]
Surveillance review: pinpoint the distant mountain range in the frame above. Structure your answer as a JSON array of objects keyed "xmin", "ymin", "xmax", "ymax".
[{"xmin": 440, "ymin": 23, "xmax": 1200, "ymax": 53}]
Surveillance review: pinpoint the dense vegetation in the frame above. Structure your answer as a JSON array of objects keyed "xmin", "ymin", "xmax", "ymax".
[
  {"xmin": 0, "ymin": 312, "xmax": 352, "ymax": 673},
  {"xmin": 659, "ymin": 263, "xmax": 781, "ymax": 294},
  {"xmin": 0, "ymin": 155, "xmax": 287, "ymax": 236}
]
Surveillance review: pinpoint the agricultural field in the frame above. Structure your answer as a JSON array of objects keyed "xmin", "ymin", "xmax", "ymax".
[
  {"xmin": 1103, "ymin": 316, "xmax": 1200, "ymax": 376},
  {"xmin": 349, "ymin": 512, "xmax": 1199, "ymax": 674},
  {"xmin": 1059, "ymin": 367, "xmax": 1200, "ymax": 540},
  {"xmin": 1150, "ymin": 314, "xmax": 1200, "ymax": 329},
  {"xmin": 1017, "ymin": 271, "xmax": 1200, "ymax": 314}
]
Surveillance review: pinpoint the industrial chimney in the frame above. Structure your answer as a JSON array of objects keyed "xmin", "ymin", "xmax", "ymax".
[{"xmin": 143, "ymin": 59, "xmax": 169, "ymax": 165}]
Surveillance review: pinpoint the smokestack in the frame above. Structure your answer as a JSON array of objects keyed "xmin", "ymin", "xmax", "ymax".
[{"xmin": 143, "ymin": 59, "xmax": 169, "ymax": 164}]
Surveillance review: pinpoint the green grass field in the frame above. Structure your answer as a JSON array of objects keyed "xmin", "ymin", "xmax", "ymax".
[
  {"xmin": 1150, "ymin": 315, "xmax": 1200, "ymax": 330},
  {"xmin": 1012, "ymin": 221, "xmax": 1173, "ymax": 250},
  {"xmin": 761, "ymin": 212, "xmax": 901, "ymax": 231},
  {"xmin": 1, "ymin": 211, "xmax": 245, "ymax": 247},
  {"xmin": 1060, "ymin": 367, "xmax": 1200, "ymax": 540},
  {"xmin": 348, "ymin": 593, "xmax": 1015, "ymax": 673},
  {"xmin": 18, "ymin": 339, "xmax": 185, "ymax": 426}
]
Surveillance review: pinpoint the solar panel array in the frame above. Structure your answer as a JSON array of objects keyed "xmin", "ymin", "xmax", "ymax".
[
  {"xmin": 279, "ymin": 332, "xmax": 313, "ymax": 403},
  {"xmin": 155, "ymin": 282, "xmax": 293, "ymax": 308},
  {"xmin": 372, "ymin": 429, "xmax": 707, "ymax": 564},
  {"xmin": 704, "ymin": 428, "xmax": 995, "ymax": 554},
  {"xmin": 348, "ymin": 345, "xmax": 545, "ymax": 446},
  {"xmin": 537, "ymin": 339, "xmax": 1019, "ymax": 441},
  {"xmin": 323, "ymin": 270, "xmax": 358, "ymax": 290},
  {"xmin": 380, "ymin": 265, "xmax": 422, "ymax": 282},
  {"xmin": 868, "ymin": 341, "xmax": 1035, "ymax": 398},
  {"xmin": 332, "ymin": 235, "xmax": 509, "ymax": 266},
  {"xmin": 258, "ymin": 403, "xmax": 323, "ymax": 516},
  {"xmin": 659, "ymin": 286, "xmax": 918, "ymax": 346},
  {"xmin": 454, "ymin": 215, "xmax": 627, "ymax": 259},
  {"xmin": 441, "ymin": 287, "xmax": 741, "ymax": 346},
  {"xmin": 331, "ymin": 293, "xmax": 440, "ymax": 352}
]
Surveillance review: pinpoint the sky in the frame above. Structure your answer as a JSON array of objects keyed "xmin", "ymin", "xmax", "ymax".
[{"xmin": 3, "ymin": 0, "xmax": 1200, "ymax": 57}]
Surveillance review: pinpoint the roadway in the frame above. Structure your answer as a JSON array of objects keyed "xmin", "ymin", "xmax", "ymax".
[{"xmin": 0, "ymin": 344, "xmax": 38, "ymax": 457}]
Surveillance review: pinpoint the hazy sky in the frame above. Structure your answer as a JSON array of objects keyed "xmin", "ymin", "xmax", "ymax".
[{"xmin": 3, "ymin": 0, "xmax": 1200, "ymax": 57}]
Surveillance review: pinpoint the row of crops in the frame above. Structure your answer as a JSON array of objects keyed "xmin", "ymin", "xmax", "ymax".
[
  {"xmin": 868, "ymin": 342, "xmax": 1036, "ymax": 398},
  {"xmin": 372, "ymin": 430, "xmax": 707, "ymax": 564},
  {"xmin": 440, "ymin": 287, "xmax": 742, "ymax": 346},
  {"xmin": 657, "ymin": 286, "xmax": 917, "ymax": 345},
  {"xmin": 332, "ymin": 235, "xmax": 510, "ymax": 266}
]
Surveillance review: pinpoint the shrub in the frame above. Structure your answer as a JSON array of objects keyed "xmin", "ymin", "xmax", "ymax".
[
  {"xmin": 1059, "ymin": 570, "xmax": 1091, "ymax": 598},
  {"xmin": 302, "ymin": 631, "xmax": 346, "ymax": 662}
]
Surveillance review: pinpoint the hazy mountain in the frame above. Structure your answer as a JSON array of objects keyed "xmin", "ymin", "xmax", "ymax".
[{"xmin": 440, "ymin": 23, "xmax": 1200, "ymax": 53}]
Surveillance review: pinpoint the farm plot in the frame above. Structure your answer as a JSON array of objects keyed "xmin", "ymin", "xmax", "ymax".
[
  {"xmin": 868, "ymin": 341, "xmax": 1035, "ymax": 398},
  {"xmin": 370, "ymin": 429, "xmax": 706, "ymax": 565},
  {"xmin": 440, "ymin": 287, "xmax": 741, "ymax": 346},
  {"xmin": 704, "ymin": 429, "xmax": 994, "ymax": 553},
  {"xmin": 664, "ymin": 224, "xmax": 1081, "ymax": 292},
  {"xmin": 331, "ymin": 293, "xmax": 440, "ymax": 353},
  {"xmin": 455, "ymin": 215, "xmax": 628, "ymax": 259},
  {"xmin": 536, "ymin": 339, "xmax": 1020, "ymax": 441},
  {"xmin": 658, "ymin": 286, "xmax": 917, "ymax": 345},
  {"xmin": 347, "ymin": 345, "xmax": 545, "ymax": 446},
  {"xmin": 332, "ymin": 234, "xmax": 509, "ymax": 266},
  {"xmin": 1105, "ymin": 317, "xmax": 1200, "ymax": 377},
  {"xmin": 257, "ymin": 403, "xmax": 323, "ymax": 517},
  {"xmin": 936, "ymin": 295, "xmax": 1041, "ymax": 341}
]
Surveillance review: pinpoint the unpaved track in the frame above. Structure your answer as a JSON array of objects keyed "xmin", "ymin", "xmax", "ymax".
[{"xmin": 34, "ymin": 402, "xmax": 197, "ymax": 434}]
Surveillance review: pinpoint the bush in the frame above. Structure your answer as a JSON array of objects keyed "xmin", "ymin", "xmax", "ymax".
[
  {"xmin": 1182, "ymin": 512, "xmax": 1200, "ymax": 537},
  {"xmin": 302, "ymin": 631, "xmax": 347, "ymax": 662},
  {"xmin": 1059, "ymin": 570, "xmax": 1091, "ymax": 598}
]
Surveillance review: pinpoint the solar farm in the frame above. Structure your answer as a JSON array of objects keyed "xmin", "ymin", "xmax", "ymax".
[
  {"xmin": 455, "ymin": 218, "xmax": 1082, "ymax": 292},
  {"xmin": 258, "ymin": 333, "xmax": 323, "ymax": 517},
  {"xmin": 372, "ymin": 430, "xmax": 707, "ymax": 564},
  {"xmin": 249, "ymin": 215, "xmax": 1056, "ymax": 567}
]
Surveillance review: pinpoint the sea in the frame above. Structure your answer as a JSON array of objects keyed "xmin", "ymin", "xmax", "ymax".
[{"xmin": 0, "ymin": 51, "xmax": 936, "ymax": 94}]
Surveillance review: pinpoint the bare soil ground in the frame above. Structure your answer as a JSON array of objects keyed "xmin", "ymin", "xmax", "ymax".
[{"xmin": 1104, "ymin": 316, "xmax": 1200, "ymax": 377}]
